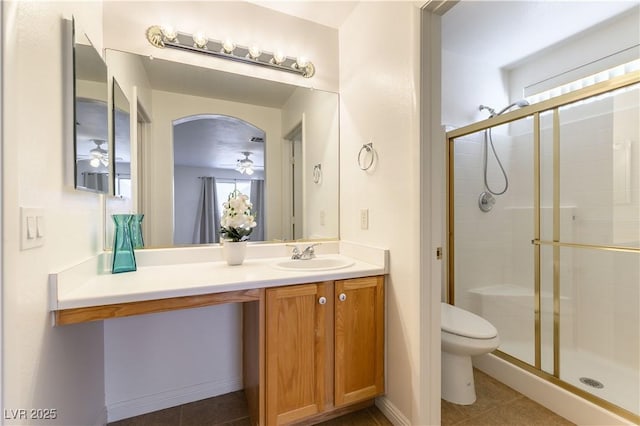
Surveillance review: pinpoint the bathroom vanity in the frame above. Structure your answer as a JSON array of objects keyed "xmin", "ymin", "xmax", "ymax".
[{"xmin": 49, "ymin": 242, "xmax": 388, "ymax": 425}]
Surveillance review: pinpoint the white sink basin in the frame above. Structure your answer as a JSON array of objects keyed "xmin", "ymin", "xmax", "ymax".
[{"xmin": 273, "ymin": 256, "xmax": 354, "ymax": 271}]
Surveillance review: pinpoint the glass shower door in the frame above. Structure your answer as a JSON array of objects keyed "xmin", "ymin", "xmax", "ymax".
[
  {"xmin": 452, "ymin": 118, "xmax": 536, "ymax": 365},
  {"xmin": 448, "ymin": 73, "xmax": 640, "ymax": 423},
  {"xmin": 539, "ymin": 83, "xmax": 640, "ymax": 415}
]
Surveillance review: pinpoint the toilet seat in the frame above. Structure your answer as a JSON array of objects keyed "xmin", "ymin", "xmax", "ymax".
[{"xmin": 441, "ymin": 302, "xmax": 497, "ymax": 339}]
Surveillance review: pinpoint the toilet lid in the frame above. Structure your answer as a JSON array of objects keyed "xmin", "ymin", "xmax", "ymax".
[{"xmin": 441, "ymin": 303, "xmax": 498, "ymax": 339}]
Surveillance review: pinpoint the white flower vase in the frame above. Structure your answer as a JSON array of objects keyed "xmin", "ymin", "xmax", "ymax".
[{"xmin": 223, "ymin": 241, "xmax": 247, "ymax": 266}]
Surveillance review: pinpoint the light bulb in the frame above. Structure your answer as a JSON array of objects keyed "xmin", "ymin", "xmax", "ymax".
[
  {"xmin": 161, "ymin": 25, "xmax": 177, "ymax": 41},
  {"xmin": 271, "ymin": 51, "xmax": 285, "ymax": 65},
  {"xmin": 245, "ymin": 168, "xmax": 254, "ymax": 176},
  {"xmin": 247, "ymin": 45, "xmax": 262, "ymax": 60},
  {"xmin": 90, "ymin": 158, "xmax": 100, "ymax": 168},
  {"xmin": 222, "ymin": 38, "xmax": 236, "ymax": 54},
  {"xmin": 295, "ymin": 56, "xmax": 309, "ymax": 68},
  {"xmin": 193, "ymin": 31, "xmax": 207, "ymax": 49}
]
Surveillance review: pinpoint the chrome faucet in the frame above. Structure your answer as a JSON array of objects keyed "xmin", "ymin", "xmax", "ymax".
[{"xmin": 290, "ymin": 243, "xmax": 319, "ymax": 260}]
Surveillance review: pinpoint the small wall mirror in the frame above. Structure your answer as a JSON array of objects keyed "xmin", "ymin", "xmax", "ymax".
[
  {"xmin": 113, "ymin": 79, "xmax": 131, "ymax": 198},
  {"xmin": 73, "ymin": 23, "xmax": 109, "ymax": 193}
]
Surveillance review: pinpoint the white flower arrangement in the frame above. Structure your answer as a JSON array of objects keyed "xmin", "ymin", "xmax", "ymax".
[{"xmin": 220, "ymin": 189, "xmax": 257, "ymax": 242}]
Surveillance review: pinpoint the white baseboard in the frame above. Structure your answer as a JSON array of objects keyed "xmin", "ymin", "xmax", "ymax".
[
  {"xmin": 375, "ymin": 396, "xmax": 411, "ymax": 426},
  {"xmin": 106, "ymin": 377, "xmax": 243, "ymax": 422}
]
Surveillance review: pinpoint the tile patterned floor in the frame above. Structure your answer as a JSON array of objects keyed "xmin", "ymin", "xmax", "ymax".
[
  {"xmin": 109, "ymin": 369, "xmax": 574, "ymax": 425},
  {"xmin": 441, "ymin": 369, "xmax": 575, "ymax": 426},
  {"xmin": 108, "ymin": 391, "xmax": 392, "ymax": 426}
]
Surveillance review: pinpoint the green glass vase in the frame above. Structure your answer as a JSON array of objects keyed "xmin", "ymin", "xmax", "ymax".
[
  {"xmin": 111, "ymin": 214, "xmax": 137, "ymax": 274},
  {"xmin": 130, "ymin": 214, "xmax": 145, "ymax": 249}
]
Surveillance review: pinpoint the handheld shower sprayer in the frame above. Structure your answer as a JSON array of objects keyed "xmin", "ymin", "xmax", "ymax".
[
  {"xmin": 477, "ymin": 99, "xmax": 530, "ymax": 211},
  {"xmin": 478, "ymin": 99, "xmax": 529, "ymax": 118},
  {"xmin": 495, "ymin": 99, "xmax": 530, "ymax": 116},
  {"xmin": 479, "ymin": 104, "xmax": 496, "ymax": 116}
]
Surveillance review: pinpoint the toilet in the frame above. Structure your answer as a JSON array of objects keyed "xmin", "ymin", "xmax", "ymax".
[{"xmin": 441, "ymin": 302, "xmax": 500, "ymax": 405}]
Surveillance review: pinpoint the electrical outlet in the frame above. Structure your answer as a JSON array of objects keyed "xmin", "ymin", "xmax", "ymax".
[
  {"xmin": 360, "ymin": 209, "xmax": 369, "ymax": 230},
  {"xmin": 320, "ymin": 210, "xmax": 325, "ymax": 226}
]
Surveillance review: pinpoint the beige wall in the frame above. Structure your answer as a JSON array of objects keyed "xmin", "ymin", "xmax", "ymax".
[
  {"xmin": 2, "ymin": 1, "xmax": 107, "ymax": 424},
  {"xmin": 339, "ymin": 2, "xmax": 424, "ymax": 423}
]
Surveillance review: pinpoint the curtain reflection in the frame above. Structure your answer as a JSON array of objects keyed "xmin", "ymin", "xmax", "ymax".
[
  {"xmin": 193, "ymin": 177, "xmax": 220, "ymax": 244},
  {"xmin": 82, "ymin": 172, "xmax": 108, "ymax": 192},
  {"xmin": 250, "ymin": 179, "xmax": 265, "ymax": 241}
]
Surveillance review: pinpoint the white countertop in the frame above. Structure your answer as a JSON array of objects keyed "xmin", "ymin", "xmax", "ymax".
[{"xmin": 50, "ymin": 242, "xmax": 388, "ymax": 311}]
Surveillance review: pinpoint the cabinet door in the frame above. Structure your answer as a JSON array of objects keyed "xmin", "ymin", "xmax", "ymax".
[
  {"xmin": 334, "ymin": 276, "xmax": 384, "ymax": 407},
  {"xmin": 266, "ymin": 282, "xmax": 331, "ymax": 425}
]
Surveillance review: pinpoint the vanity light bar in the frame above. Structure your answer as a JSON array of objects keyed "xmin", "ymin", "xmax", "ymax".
[{"xmin": 146, "ymin": 26, "xmax": 315, "ymax": 78}]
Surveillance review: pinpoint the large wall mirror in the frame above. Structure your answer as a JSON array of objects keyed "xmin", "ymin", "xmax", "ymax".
[
  {"xmin": 106, "ymin": 50, "xmax": 339, "ymax": 247},
  {"xmin": 73, "ymin": 22, "xmax": 110, "ymax": 193}
]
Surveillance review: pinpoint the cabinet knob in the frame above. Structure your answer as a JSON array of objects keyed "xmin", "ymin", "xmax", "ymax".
[
  {"xmin": 339, "ymin": 293, "xmax": 347, "ymax": 302},
  {"xmin": 318, "ymin": 296, "xmax": 327, "ymax": 305}
]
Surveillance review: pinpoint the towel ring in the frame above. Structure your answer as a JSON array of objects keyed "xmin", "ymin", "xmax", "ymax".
[
  {"xmin": 313, "ymin": 164, "xmax": 322, "ymax": 184},
  {"xmin": 358, "ymin": 142, "xmax": 375, "ymax": 171}
]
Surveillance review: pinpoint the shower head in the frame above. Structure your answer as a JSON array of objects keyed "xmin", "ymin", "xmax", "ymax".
[
  {"xmin": 479, "ymin": 104, "xmax": 496, "ymax": 116},
  {"xmin": 496, "ymin": 99, "xmax": 530, "ymax": 116}
]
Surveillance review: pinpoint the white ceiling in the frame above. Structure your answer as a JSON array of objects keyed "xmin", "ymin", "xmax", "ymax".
[
  {"xmin": 174, "ymin": 115, "xmax": 266, "ymax": 170},
  {"xmin": 441, "ymin": 0, "xmax": 636, "ymax": 68},
  {"xmin": 247, "ymin": 1, "xmax": 359, "ymax": 28},
  {"xmin": 252, "ymin": 0, "xmax": 637, "ymax": 69}
]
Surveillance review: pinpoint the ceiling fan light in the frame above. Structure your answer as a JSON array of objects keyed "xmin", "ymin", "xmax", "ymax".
[{"xmin": 90, "ymin": 158, "xmax": 101, "ymax": 168}]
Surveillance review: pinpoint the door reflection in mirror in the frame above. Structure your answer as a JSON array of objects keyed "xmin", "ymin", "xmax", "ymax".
[
  {"xmin": 113, "ymin": 78, "xmax": 131, "ymax": 198},
  {"xmin": 284, "ymin": 124, "xmax": 304, "ymax": 240},
  {"xmin": 173, "ymin": 115, "xmax": 266, "ymax": 245}
]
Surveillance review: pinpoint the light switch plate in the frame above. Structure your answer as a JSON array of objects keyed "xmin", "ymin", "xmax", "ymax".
[
  {"xmin": 360, "ymin": 208, "xmax": 369, "ymax": 230},
  {"xmin": 21, "ymin": 207, "xmax": 45, "ymax": 250}
]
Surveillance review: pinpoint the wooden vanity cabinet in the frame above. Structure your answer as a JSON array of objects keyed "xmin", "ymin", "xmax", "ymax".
[
  {"xmin": 264, "ymin": 276, "xmax": 384, "ymax": 425},
  {"xmin": 334, "ymin": 276, "xmax": 385, "ymax": 407},
  {"xmin": 265, "ymin": 281, "xmax": 331, "ymax": 425}
]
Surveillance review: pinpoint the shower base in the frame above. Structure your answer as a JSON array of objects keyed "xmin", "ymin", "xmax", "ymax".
[{"xmin": 498, "ymin": 341, "xmax": 639, "ymax": 416}]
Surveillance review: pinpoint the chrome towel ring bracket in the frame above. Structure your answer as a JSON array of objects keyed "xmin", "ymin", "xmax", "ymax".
[
  {"xmin": 358, "ymin": 142, "xmax": 377, "ymax": 171},
  {"xmin": 313, "ymin": 164, "xmax": 322, "ymax": 184}
]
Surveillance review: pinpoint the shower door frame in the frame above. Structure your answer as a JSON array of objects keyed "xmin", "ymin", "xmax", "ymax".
[{"xmin": 445, "ymin": 71, "xmax": 640, "ymax": 423}]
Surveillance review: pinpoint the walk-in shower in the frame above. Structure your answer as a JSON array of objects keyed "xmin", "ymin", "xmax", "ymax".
[{"xmin": 447, "ymin": 72, "xmax": 640, "ymax": 423}]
